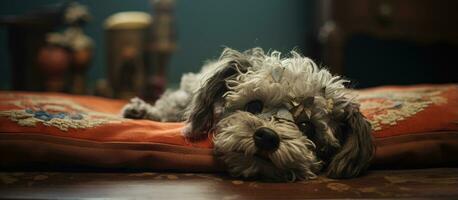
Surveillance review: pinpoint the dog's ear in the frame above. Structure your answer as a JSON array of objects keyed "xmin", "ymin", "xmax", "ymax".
[
  {"xmin": 185, "ymin": 49, "xmax": 249, "ymax": 137},
  {"xmin": 326, "ymin": 102, "xmax": 374, "ymax": 178}
]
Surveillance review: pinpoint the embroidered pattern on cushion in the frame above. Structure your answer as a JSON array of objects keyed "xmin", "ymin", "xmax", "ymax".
[
  {"xmin": 357, "ymin": 87, "xmax": 448, "ymax": 131},
  {"xmin": 0, "ymin": 94, "xmax": 124, "ymax": 131}
]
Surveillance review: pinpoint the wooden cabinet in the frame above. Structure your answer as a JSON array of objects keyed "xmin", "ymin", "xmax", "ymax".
[{"xmin": 319, "ymin": 0, "xmax": 458, "ymax": 74}]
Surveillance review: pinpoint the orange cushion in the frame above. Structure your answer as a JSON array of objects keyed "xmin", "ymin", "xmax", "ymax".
[
  {"xmin": 357, "ymin": 84, "xmax": 458, "ymax": 168},
  {"xmin": 1, "ymin": 84, "xmax": 457, "ymax": 171}
]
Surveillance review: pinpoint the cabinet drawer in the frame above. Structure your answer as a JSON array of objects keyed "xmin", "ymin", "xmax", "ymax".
[{"xmin": 332, "ymin": 0, "xmax": 458, "ymax": 42}]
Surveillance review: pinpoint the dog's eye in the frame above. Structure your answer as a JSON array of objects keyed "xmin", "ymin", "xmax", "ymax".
[
  {"xmin": 245, "ymin": 100, "xmax": 263, "ymax": 114},
  {"xmin": 298, "ymin": 121, "xmax": 315, "ymax": 136}
]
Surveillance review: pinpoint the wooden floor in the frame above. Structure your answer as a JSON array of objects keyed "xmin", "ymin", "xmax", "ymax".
[{"xmin": 1, "ymin": 168, "xmax": 458, "ymax": 199}]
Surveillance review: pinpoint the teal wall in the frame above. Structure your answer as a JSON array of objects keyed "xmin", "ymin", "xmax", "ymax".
[{"xmin": 0, "ymin": 0, "xmax": 313, "ymax": 90}]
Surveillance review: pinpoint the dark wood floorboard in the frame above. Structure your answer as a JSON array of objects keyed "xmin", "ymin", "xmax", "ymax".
[{"xmin": 1, "ymin": 168, "xmax": 458, "ymax": 199}]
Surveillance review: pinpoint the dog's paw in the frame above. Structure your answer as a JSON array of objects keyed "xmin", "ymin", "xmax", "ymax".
[
  {"xmin": 121, "ymin": 97, "xmax": 149, "ymax": 119},
  {"xmin": 181, "ymin": 123, "xmax": 208, "ymax": 141},
  {"xmin": 181, "ymin": 123, "xmax": 194, "ymax": 137}
]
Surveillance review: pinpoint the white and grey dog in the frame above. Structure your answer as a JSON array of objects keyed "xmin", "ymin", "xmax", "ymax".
[{"xmin": 122, "ymin": 47, "xmax": 374, "ymax": 182}]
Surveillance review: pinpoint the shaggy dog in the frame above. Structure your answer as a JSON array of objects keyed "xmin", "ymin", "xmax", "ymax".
[{"xmin": 122, "ymin": 47, "xmax": 374, "ymax": 182}]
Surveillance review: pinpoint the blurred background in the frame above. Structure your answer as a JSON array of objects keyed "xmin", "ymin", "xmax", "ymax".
[{"xmin": 0, "ymin": 0, "xmax": 457, "ymax": 102}]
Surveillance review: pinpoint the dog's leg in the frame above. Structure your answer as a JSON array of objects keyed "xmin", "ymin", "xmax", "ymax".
[
  {"xmin": 147, "ymin": 89, "xmax": 191, "ymax": 122},
  {"xmin": 122, "ymin": 89, "xmax": 192, "ymax": 122}
]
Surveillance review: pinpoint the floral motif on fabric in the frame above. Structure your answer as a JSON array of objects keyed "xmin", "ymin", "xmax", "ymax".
[
  {"xmin": 0, "ymin": 94, "xmax": 124, "ymax": 131},
  {"xmin": 357, "ymin": 87, "xmax": 448, "ymax": 131}
]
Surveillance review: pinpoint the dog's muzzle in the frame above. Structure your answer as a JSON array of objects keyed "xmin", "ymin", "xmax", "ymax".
[{"xmin": 253, "ymin": 127, "xmax": 280, "ymax": 151}]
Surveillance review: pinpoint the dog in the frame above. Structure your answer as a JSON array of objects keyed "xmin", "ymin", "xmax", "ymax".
[{"xmin": 122, "ymin": 47, "xmax": 374, "ymax": 182}]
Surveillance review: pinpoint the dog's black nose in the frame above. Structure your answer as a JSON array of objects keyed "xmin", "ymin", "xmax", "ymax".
[{"xmin": 253, "ymin": 127, "xmax": 280, "ymax": 151}]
